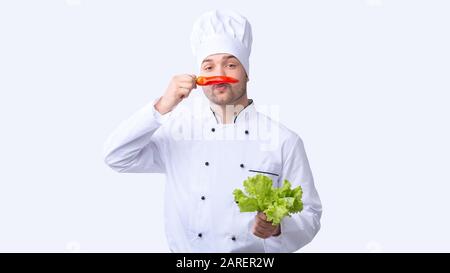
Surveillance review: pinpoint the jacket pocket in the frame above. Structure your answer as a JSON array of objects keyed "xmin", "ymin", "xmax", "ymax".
[
  {"xmin": 248, "ymin": 169, "xmax": 279, "ymax": 177},
  {"xmin": 247, "ymin": 162, "xmax": 281, "ymax": 185}
]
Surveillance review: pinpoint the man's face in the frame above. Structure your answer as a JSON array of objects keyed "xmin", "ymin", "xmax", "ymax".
[{"xmin": 199, "ymin": 53, "xmax": 248, "ymax": 106}]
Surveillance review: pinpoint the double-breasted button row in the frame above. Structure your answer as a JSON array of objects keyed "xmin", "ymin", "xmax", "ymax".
[{"xmin": 210, "ymin": 128, "xmax": 249, "ymax": 135}]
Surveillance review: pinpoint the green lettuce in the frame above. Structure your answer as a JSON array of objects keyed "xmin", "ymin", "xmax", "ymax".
[{"xmin": 233, "ymin": 174, "xmax": 303, "ymax": 225}]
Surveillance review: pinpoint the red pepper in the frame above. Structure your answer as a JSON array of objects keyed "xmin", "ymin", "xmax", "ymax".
[{"xmin": 196, "ymin": 76, "xmax": 239, "ymax": 86}]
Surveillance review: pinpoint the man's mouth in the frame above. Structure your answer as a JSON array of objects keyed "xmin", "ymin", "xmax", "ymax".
[{"xmin": 213, "ymin": 83, "xmax": 230, "ymax": 90}]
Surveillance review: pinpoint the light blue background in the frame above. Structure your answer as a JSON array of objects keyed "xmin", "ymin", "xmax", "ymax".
[{"xmin": 0, "ymin": 0, "xmax": 449, "ymax": 252}]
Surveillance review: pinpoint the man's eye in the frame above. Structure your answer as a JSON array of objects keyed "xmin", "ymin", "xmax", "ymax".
[
  {"xmin": 227, "ymin": 64, "xmax": 237, "ymax": 68},
  {"xmin": 203, "ymin": 67, "xmax": 212, "ymax": 70}
]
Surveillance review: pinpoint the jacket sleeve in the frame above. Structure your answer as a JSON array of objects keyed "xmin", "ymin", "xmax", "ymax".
[
  {"xmin": 103, "ymin": 98, "xmax": 170, "ymax": 173},
  {"xmin": 264, "ymin": 136, "xmax": 322, "ymax": 252}
]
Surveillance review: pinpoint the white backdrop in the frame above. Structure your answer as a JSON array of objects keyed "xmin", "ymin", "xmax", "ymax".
[{"xmin": 1, "ymin": 0, "xmax": 449, "ymax": 252}]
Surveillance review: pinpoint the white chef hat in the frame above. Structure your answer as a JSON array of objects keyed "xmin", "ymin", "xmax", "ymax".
[{"xmin": 190, "ymin": 9, "xmax": 253, "ymax": 76}]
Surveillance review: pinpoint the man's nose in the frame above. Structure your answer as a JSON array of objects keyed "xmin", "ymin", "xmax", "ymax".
[{"xmin": 215, "ymin": 66, "xmax": 226, "ymax": 76}]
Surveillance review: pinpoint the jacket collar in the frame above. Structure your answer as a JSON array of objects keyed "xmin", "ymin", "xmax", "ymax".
[{"xmin": 208, "ymin": 99, "xmax": 256, "ymax": 125}]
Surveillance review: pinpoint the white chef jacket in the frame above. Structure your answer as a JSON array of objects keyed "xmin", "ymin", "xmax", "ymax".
[{"xmin": 103, "ymin": 98, "xmax": 322, "ymax": 253}]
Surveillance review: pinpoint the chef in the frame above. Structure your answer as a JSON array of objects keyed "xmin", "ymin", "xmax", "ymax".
[{"xmin": 103, "ymin": 9, "xmax": 322, "ymax": 252}]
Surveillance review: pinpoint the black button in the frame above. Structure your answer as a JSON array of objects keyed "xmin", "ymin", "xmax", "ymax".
[
  {"xmin": 231, "ymin": 236, "xmax": 236, "ymax": 241},
  {"xmin": 240, "ymin": 163, "xmax": 245, "ymax": 168},
  {"xmin": 198, "ymin": 233, "xmax": 202, "ymax": 238},
  {"xmin": 201, "ymin": 196, "xmax": 206, "ymax": 200},
  {"xmin": 211, "ymin": 128, "xmax": 215, "ymax": 132},
  {"xmin": 205, "ymin": 162, "xmax": 209, "ymax": 166},
  {"xmin": 245, "ymin": 130, "xmax": 249, "ymax": 135},
  {"xmin": 235, "ymin": 200, "xmax": 239, "ymax": 204}
]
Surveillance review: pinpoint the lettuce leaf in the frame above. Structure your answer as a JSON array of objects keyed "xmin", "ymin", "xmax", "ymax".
[{"xmin": 233, "ymin": 174, "xmax": 303, "ymax": 225}]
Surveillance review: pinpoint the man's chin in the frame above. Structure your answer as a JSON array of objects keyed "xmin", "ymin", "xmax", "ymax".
[
  {"xmin": 209, "ymin": 94, "xmax": 234, "ymax": 105},
  {"xmin": 211, "ymin": 99, "xmax": 232, "ymax": 106}
]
